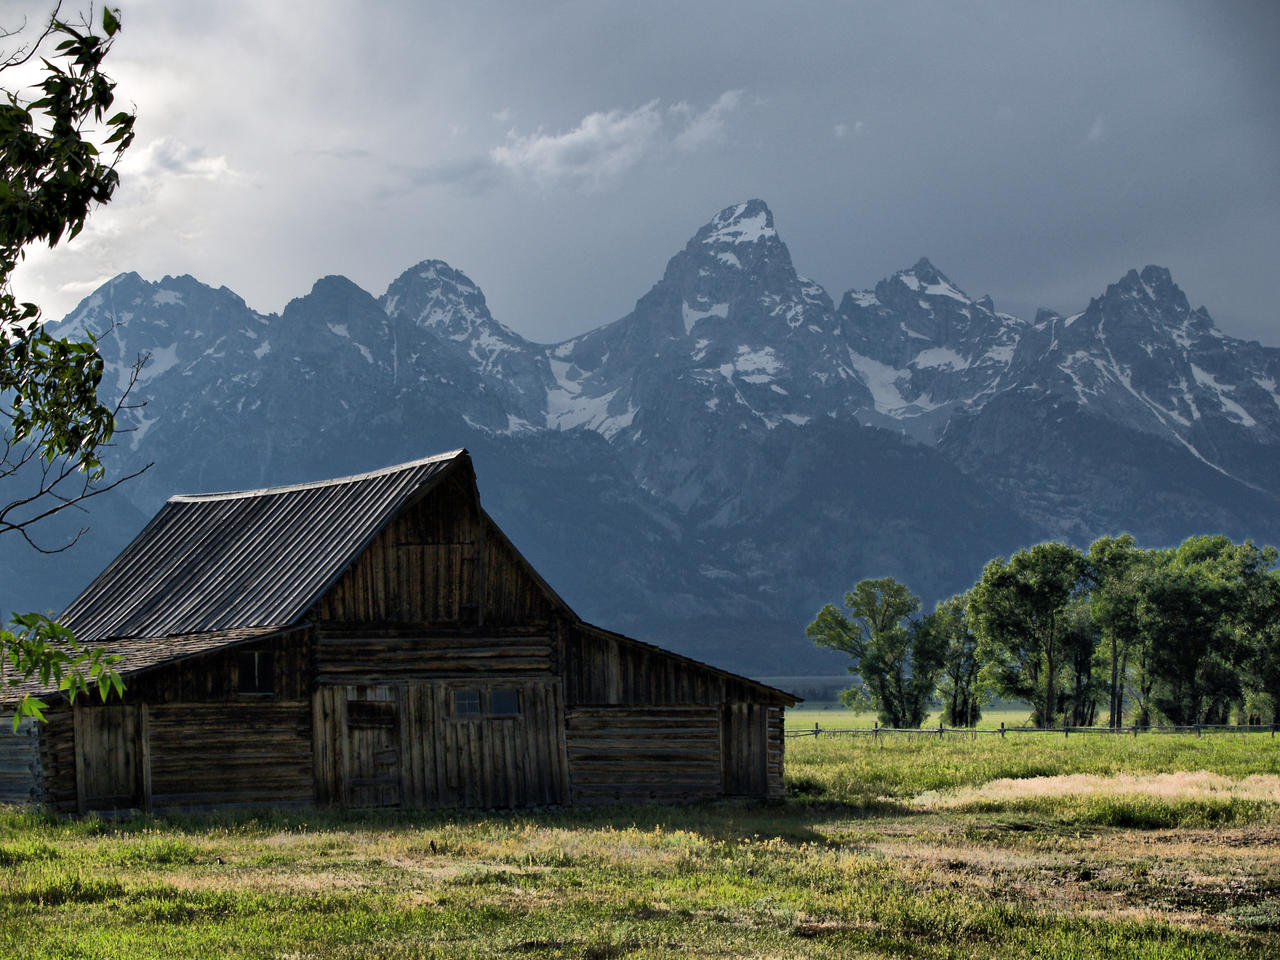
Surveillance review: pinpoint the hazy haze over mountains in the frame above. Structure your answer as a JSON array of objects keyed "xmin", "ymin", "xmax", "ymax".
[{"xmin": 15, "ymin": 199, "xmax": 1280, "ymax": 676}]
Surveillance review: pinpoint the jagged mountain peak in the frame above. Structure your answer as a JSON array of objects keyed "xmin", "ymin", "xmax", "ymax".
[
  {"xmin": 678, "ymin": 199, "xmax": 793, "ymax": 277},
  {"xmin": 1099, "ymin": 265, "xmax": 1193, "ymax": 318},
  {"xmin": 380, "ymin": 258, "xmax": 528, "ymax": 349},
  {"xmin": 282, "ymin": 275, "xmax": 382, "ymax": 325},
  {"xmin": 885, "ymin": 258, "xmax": 971, "ymax": 302},
  {"xmin": 697, "ymin": 199, "xmax": 776, "ymax": 244}
]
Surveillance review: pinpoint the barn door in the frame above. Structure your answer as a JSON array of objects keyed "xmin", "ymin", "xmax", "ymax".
[
  {"xmin": 74, "ymin": 704, "xmax": 144, "ymax": 812},
  {"xmin": 344, "ymin": 698, "xmax": 401, "ymax": 807},
  {"xmin": 721, "ymin": 702, "xmax": 768, "ymax": 796}
]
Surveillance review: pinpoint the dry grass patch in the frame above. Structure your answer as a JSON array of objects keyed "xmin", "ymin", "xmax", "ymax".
[{"xmin": 916, "ymin": 772, "xmax": 1280, "ymax": 808}]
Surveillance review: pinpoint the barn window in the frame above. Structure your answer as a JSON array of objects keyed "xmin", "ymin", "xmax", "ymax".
[
  {"xmin": 490, "ymin": 687, "xmax": 520, "ymax": 716},
  {"xmin": 237, "ymin": 649, "xmax": 274, "ymax": 695},
  {"xmin": 453, "ymin": 688, "xmax": 481, "ymax": 715}
]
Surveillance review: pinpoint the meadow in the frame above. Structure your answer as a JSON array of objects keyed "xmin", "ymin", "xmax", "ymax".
[{"xmin": 0, "ymin": 721, "xmax": 1277, "ymax": 959}]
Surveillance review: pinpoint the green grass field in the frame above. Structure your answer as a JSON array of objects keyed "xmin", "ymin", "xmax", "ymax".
[{"xmin": 1, "ymin": 730, "xmax": 1278, "ymax": 959}]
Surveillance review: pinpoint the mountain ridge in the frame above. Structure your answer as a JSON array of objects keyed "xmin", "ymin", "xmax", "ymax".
[{"xmin": 22, "ymin": 198, "xmax": 1280, "ymax": 675}]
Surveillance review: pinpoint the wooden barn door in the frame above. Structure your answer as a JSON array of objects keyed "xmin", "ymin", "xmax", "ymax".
[
  {"xmin": 344, "ymin": 694, "xmax": 402, "ymax": 807},
  {"xmin": 74, "ymin": 704, "xmax": 146, "ymax": 812},
  {"xmin": 721, "ymin": 702, "xmax": 768, "ymax": 797}
]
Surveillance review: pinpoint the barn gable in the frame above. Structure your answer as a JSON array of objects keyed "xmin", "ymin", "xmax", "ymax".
[{"xmin": 3, "ymin": 449, "xmax": 797, "ymax": 813}]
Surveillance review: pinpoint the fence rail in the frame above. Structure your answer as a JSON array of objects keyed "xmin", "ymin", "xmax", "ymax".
[{"xmin": 785, "ymin": 721, "xmax": 1280, "ymax": 740}]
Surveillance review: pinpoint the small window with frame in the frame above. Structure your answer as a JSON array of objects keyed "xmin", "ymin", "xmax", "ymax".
[
  {"xmin": 490, "ymin": 687, "xmax": 521, "ymax": 716},
  {"xmin": 236, "ymin": 649, "xmax": 274, "ymax": 696},
  {"xmin": 453, "ymin": 688, "xmax": 481, "ymax": 715}
]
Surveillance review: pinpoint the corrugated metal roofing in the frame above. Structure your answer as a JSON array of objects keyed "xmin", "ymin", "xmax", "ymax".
[
  {"xmin": 59, "ymin": 450, "xmax": 466, "ymax": 643},
  {"xmin": 1, "ymin": 626, "xmax": 296, "ymax": 703}
]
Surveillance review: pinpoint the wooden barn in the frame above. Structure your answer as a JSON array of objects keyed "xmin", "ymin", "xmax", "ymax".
[{"xmin": 0, "ymin": 449, "xmax": 796, "ymax": 813}]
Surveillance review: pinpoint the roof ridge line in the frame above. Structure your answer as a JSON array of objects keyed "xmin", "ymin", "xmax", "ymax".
[{"xmin": 169, "ymin": 449, "xmax": 467, "ymax": 502}]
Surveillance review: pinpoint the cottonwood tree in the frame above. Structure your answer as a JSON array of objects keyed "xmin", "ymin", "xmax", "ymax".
[
  {"xmin": 1, "ymin": 4, "xmax": 139, "ymax": 723},
  {"xmin": 807, "ymin": 576, "xmax": 946, "ymax": 728},
  {"xmin": 934, "ymin": 593, "xmax": 986, "ymax": 727},
  {"xmin": 968, "ymin": 542, "xmax": 1088, "ymax": 728},
  {"xmin": 1087, "ymin": 534, "xmax": 1149, "ymax": 728},
  {"xmin": 1142, "ymin": 536, "xmax": 1276, "ymax": 726},
  {"xmin": 1058, "ymin": 596, "xmax": 1102, "ymax": 727}
]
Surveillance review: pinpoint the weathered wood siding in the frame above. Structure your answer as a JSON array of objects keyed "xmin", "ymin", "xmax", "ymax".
[
  {"xmin": 722, "ymin": 702, "xmax": 778, "ymax": 797},
  {"xmin": 146, "ymin": 702, "xmax": 313, "ymax": 810},
  {"xmin": 37, "ymin": 706, "xmax": 76, "ymax": 812},
  {"xmin": 313, "ymin": 680, "xmax": 568, "ymax": 809},
  {"xmin": 0, "ymin": 718, "xmax": 40, "ymax": 805},
  {"xmin": 64, "ymin": 700, "xmax": 314, "ymax": 813},
  {"xmin": 563, "ymin": 626, "xmax": 724, "ymax": 706},
  {"xmin": 566, "ymin": 706, "xmax": 722, "ymax": 802},
  {"xmin": 74, "ymin": 704, "xmax": 143, "ymax": 811},
  {"xmin": 314, "ymin": 627, "xmax": 556, "ymax": 684},
  {"xmin": 315, "ymin": 475, "xmax": 554, "ymax": 628}
]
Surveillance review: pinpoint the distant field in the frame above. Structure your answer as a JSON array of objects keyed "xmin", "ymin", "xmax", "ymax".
[{"xmin": 1, "ymin": 731, "xmax": 1277, "ymax": 958}]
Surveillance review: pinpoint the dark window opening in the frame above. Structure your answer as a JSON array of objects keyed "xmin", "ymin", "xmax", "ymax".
[
  {"xmin": 490, "ymin": 688, "xmax": 521, "ymax": 716},
  {"xmin": 237, "ymin": 649, "xmax": 274, "ymax": 695},
  {"xmin": 453, "ymin": 688, "xmax": 481, "ymax": 715},
  {"xmin": 346, "ymin": 699, "xmax": 396, "ymax": 729}
]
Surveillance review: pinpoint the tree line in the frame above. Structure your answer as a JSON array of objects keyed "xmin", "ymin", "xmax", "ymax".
[{"xmin": 807, "ymin": 534, "xmax": 1280, "ymax": 729}]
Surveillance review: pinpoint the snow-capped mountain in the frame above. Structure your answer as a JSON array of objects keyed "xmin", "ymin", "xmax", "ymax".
[{"xmin": 17, "ymin": 200, "xmax": 1280, "ymax": 674}]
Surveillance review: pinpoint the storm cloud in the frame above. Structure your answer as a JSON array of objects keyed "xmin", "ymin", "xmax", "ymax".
[{"xmin": 10, "ymin": 0, "xmax": 1280, "ymax": 345}]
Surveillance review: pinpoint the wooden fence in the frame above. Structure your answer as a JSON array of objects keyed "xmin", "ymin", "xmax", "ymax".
[{"xmin": 786, "ymin": 721, "xmax": 1280, "ymax": 740}]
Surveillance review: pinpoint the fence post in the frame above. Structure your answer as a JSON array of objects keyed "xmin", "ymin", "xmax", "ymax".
[
  {"xmin": 814, "ymin": 722, "xmax": 819, "ymax": 739},
  {"xmin": 1272, "ymin": 723, "xmax": 1276, "ymax": 739},
  {"xmin": 1000, "ymin": 721, "xmax": 1005, "ymax": 740},
  {"xmin": 873, "ymin": 721, "xmax": 878, "ymax": 741},
  {"xmin": 1196, "ymin": 724, "xmax": 1201, "ymax": 738},
  {"xmin": 939, "ymin": 721, "xmax": 944, "ymax": 740},
  {"xmin": 1063, "ymin": 721, "xmax": 1068, "ymax": 739}
]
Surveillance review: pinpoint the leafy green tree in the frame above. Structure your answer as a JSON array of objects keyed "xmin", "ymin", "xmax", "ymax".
[
  {"xmin": 968, "ymin": 542, "xmax": 1088, "ymax": 727},
  {"xmin": 1141, "ymin": 536, "xmax": 1276, "ymax": 726},
  {"xmin": 1238, "ymin": 570, "xmax": 1280, "ymax": 723},
  {"xmin": 1058, "ymin": 596, "xmax": 1102, "ymax": 727},
  {"xmin": 1087, "ymin": 534, "xmax": 1149, "ymax": 727},
  {"xmin": 934, "ymin": 593, "xmax": 986, "ymax": 727},
  {"xmin": 1, "ymin": 5, "xmax": 136, "ymax": 724},
  {"xmin": 807, "ymin": 577, "xmax": 946, "ymax": 728}
]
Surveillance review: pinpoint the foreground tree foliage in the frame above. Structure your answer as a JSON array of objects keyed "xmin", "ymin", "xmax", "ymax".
[
  {"xmin": 812, "ymin": 533, "xmax": 1280, "ymax": 728},
  {"xmin": 1, "ymin": 4, "xmax": 136, "ymax": 724},
  {"xmin": 806, "ymin": 576, "xmax": 947, "ymax": 728}
]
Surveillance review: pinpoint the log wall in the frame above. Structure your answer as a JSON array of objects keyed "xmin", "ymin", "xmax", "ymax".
[
  {"xmin": 766, "ymin": 706, "xmax": 785, "ymax": 799},
  {"xmin": 313, "ymin": 627, "xmax": 556, "ymax": 685},
  {"xmin": 147, "ymin": 702, "xmax": 313, "ymax": 810},
  {"xmin": 0, "ymin": 718, "xmax": 39, "ymax": 805},
  {"xmin": 565, "ymin": 706, "xmax": 723, "ymax": 803},
  {"xmin": 37, "ymin": 706, "xmax": 76, "ymax": 812}
]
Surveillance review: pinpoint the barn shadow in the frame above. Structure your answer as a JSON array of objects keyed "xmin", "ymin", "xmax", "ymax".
[{"xmin": 44, "ymin": 793, "xmax": 918, "ymax": 848}]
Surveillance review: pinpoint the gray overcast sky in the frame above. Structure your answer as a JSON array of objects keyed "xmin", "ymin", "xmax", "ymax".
[{"xmin": 8, "ymin": 0, "xmax": 1280, "ymax": 344}]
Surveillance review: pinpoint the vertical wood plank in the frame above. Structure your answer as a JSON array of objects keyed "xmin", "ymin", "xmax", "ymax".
[
  {"xmin": 138, "ymin": 704, "xmax": 152, "ymax": 813},
  {"xmin": 72, "ymin": 705, "xmax": 87, "ymax": 815}
]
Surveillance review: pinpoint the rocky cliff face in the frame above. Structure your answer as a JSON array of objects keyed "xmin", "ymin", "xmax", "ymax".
[{"xmin": 17, "ymin": 200, "xmax": 1280, "ymax": 675}]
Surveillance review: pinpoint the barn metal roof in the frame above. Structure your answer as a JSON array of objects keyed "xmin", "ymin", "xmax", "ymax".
[{"xmin": 59, "ymin": 450, "xmax": 467, "ymax": 643}]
